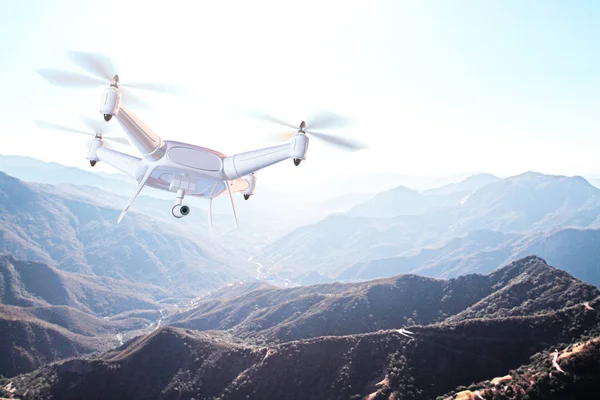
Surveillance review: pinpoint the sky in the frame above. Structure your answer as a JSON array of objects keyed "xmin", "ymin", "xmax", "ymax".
[{"xmin": 1, "ymin": 0, "xmax": 600, "ymax": 195}]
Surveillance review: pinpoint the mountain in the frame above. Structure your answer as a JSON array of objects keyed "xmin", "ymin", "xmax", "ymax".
[
  {"xmin": 0, "ymin": 307, "xmax": 108, "ymax": 378},
  {"xmin": 0, "ymin": 172, "xmax": 252, "ymax": 296},
  {"xmin": 346, "ymin": 174, "xmax": 500, "ymax": 220},
  {"xmin": 0, "ymin": 255, "xmax": 165, "ymax": 316},
  {"xmin": 4, "ymin": 257, "xmax": 599, "ymax": 399},
  {"xmin": 0, "ymin": 154, "xmax": 136, "ymax": 197},
  {"xmin": 0, "ymin": 254, "xmax": 170, "ymax": 377},
  {"xmin": 339, "ymin": 227, "xmax": 600, "ymax": 288},
  {"xmin": 0, "ymin": 154, "xmax": 363, "ymax": 241},
  {"xmin": 451, "ymin": 172, "xmax": 600, "ymax": 234},
  {"xmin": 166, "ymin": 257, "xmax": 599, "ymax": 343},
  {"xmin": 347, "ymin": 185, "xmax": 464, "ymax": 219},
  {"xmin": 262, "ymin": 172, "xmax": 600, "ymax": 281},
  {"xmin": 338, "ymin": 229, "xmax": 518, "ymax": 281},
  {"xmin": 423, "ymin": 172, "xmax": 500, "ymax": 196},
  {"xmin": 512, "ymin": 227, "xmax": 600, "ymax": 288}
]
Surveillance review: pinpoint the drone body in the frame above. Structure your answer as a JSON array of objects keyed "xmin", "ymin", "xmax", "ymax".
[
  {"xmin": 92, "ymin": 84, "xmax": 308, "ymax": 223},
  {"xmin": 36, "ymin": 51, "xmax": 365, "ymax": 228}
]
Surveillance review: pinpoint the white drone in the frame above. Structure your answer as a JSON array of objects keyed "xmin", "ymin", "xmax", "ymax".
[{"xmin": 35, "ymin": 51, "xmax": 366, "ymax": 228}]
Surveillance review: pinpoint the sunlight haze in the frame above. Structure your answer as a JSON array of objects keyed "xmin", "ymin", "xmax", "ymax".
[{"xmin": 1, "ymin": 0, "xmax": 599, "ymax": 194}]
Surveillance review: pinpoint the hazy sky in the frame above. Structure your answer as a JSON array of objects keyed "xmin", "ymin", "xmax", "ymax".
[{"xmin": 1, "ymin": 1, "xmax": 599, "ymax": 193}]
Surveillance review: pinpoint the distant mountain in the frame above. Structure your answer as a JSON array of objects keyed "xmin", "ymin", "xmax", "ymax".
[
  {"xmin": 0, "ymin": 154, "xmax": 135, "ymax": 196},
  {"xmin": 452, "ymin": 172, "xmax": 600, "ymax": 234},
  {"xmin": 345, "ymin": 174, "xmax": 499, "ymax": 219},
  {"xmin": 340, "ymin": 227, "xmax": 600, "ymax": 288},
  {"xmin": 512, "ymin": 227, "xmax": 600, "ymax": 288},
  {"xmin": 0, "ymin": 172, "xmax": 251, "ymax": 296},
  {"xmin": 348, "ymin": 185, "xmax": 466, "ymax": 218},
  {"xmin": 423, "ymin": 172, "xmax": 500, "ymax": 196},
  {"xmin": 262, "ymin": 172, "xmax": 600, "ymax": 280},
  {"xmin": 167, "ymin": 257, "xmax": 599, "ymax": 343},
  {"xmin": 6, "ymin": 257, "xmax": 599, "ymax": 399},
  {"xmin": 338, "ymin": 229, "xmax": 518, "ymax": 280},
  {"xmin": 0, "ymin": 154, "xmax": 356, "ymax": 240}
]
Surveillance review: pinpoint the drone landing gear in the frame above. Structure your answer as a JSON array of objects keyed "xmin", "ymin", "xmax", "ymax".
[
  {"xmin": 171, "ymin": 189, "xmax": 191, "ymax": 218},
  {"xmin": 293, "ymin": 158, "xmax": 302, "ymax": 166},
  {"xmin": 90, "ymin": 160, "xmax": 97, "ymax": 167}
]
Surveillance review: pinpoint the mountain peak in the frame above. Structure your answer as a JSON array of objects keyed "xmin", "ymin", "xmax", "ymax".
[
  {"xmin": 424, "ymin": 173, "xmax": 500, "ymax": 196},
  {"xmin": 507, "ymin": 171, "xmax": 595, "ymax": 189}
]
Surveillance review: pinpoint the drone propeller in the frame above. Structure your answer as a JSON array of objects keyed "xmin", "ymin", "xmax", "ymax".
[
  {"xmin": 34, "ymin": 118, "xmax": 130, "ymax": 147},
  {"xmin": 246, "ymin": 109, "xmax": 367, "ymax": 151},
  {"xmin": 36, "ymin": 51, "xmax": 182, "ymax": 108}
]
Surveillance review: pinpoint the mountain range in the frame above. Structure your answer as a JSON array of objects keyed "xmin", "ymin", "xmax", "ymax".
[
  {"xmin": 2, "ymin": 155, "xmax": 600, "ymax": 398},
  {"xmin": 0, "ymin": 171, "xmax": 253, "ymax": 295},
  {"xmin": 261, "ymin": 172, "xmax": 600, "ymax": 287},
  {"xmin": 2, "ymin": 256, "xmax": 599, "ymax": 399}
]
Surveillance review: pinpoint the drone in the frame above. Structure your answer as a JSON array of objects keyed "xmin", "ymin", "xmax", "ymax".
[{"xmin": 35, "ymin": 51, "xmax": 367, "ymax": 229}]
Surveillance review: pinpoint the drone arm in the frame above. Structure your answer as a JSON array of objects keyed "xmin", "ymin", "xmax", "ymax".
[
  {"xmin": 96, "ymin": 147, "xmax": 143, "ymax": 179},
  {"xmin": 223, "ymin": 134, "xmax": 308, "ymax": 179},
  {"xmin": 100, "ymin": 88, "xmax": 165, "ymax": 162}
]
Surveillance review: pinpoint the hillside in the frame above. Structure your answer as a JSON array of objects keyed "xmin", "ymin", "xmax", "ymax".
[
  {"xmin": 0, "ymin": 172, "xmax": 251, "ymax": 296},
  {"xmin": 442, "ymin": 337, "xmax": 600, "ymax": 400},
  {"xmin": 0, "ymin": 255, "xmax": 164, "ymax": 316},
  {"xmin": 0, "ymin": 307, "xmax": 110, "ymax": 377},
  {"xmin": 167, "ymin": 257, "xmax": 599, "ymax": 342},
  {"xmin": 5, "ymin": 294, "xmax": 599, "ymax": 400},
  {"xmin": 0, "ymin": 255, "xmax": 168, "ymax": 378}
]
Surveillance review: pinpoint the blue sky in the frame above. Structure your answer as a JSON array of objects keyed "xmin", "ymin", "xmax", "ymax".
[{"xmin": 1, "ymin": 1, "xmax": 599, "ymax": 192}]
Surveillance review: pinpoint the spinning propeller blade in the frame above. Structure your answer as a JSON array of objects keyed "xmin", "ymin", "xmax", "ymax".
[
  {"xmin": 246, "ymin": 109, "xmax": 368, "ymax": 151},
  {"xmin": 36, "ymin": 51, "xmax": 184, "ymax": 108},
  {"xmin": 305, "ymin": 110, "xmax": 354, "ymax": 131},
  {"xmin": 67, "ymin": 51, "xmax": 118, "ymax": 82},
  {"xmin": 35, "ymin": 118, "xmax": 130, "ymax": 147},
  {"xmin": 35, "ymin": 120, "xmax": 92, "ymax": 136},
  {"xmin": 307, "ymin": 131, "xmax": 368, "ymax": 151},
  {"xmin": 244, "ymin": 110, "xmax": 298, "ymax": 130},
  {"xmin": 36, "ymin": 68, "xmax": 106, "ymax": 88}
]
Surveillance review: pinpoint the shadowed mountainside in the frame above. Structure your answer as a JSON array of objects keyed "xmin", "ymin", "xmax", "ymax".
[
  {"xmin": 0, "ymin": 255, "xmax": 165, "ymax": 316},
  {"xmin": 6, "ymin": 294, "xmax": 599, "ymax": 400},
  {"xmin": 442, "ymin": 337, "xmax": 600, "ymax": 400},
  {"xmin": 166, "ymin": 257, "xmax": 599, "ymax": 343}
]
